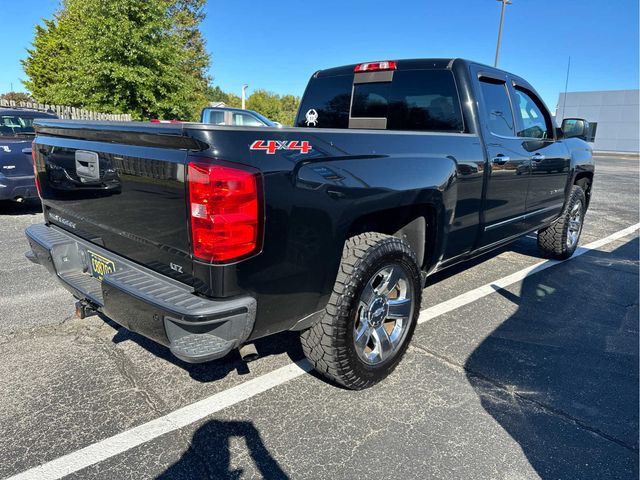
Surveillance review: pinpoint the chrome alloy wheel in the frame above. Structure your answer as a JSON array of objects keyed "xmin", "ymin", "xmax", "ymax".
[
  {"xmin": 353, "ymin": 264, "xmax": 414, "ymax": 365},
  {"xmin": 566, "ymin": 202, "xmax": 583, "ymax": 249}
]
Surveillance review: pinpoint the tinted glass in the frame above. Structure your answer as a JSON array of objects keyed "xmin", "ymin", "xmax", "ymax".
[
  {"xmin": 351, "ymin": 70, "xmax": 464, "ymax": 132},
  {"xmin": 351, "ymin": 82, "xmax": 391, "ymax": 118},
  {"xmin": 296, "ymin": 74, "xmax": 353, "ymax": 128},
  {"xmin": 514, "ymin": 88, "xmax": 551, "ymax": 139},
  {"xmin": 0, "ymin": 115, "xmax": 37, "ymax": 136},
  {"xmin": 479, "ymin": 80, "xmax": 515, "ymax": 137},
  {"xmin": 587, "ymin": 122, "xmax": 597, "ymax": 142}
]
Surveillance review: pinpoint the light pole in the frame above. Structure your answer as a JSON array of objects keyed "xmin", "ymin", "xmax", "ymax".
[
  {"xmin": 494, "ymin": 0, "xmax": 512, "ymax": 67},
  {"xmin": 241, "ymin": 84, "xmax": 249, "ymax": 110}
]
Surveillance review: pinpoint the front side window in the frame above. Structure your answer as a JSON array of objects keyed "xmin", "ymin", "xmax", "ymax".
[
  {"xmin": 351, "ymin": 70, "xmax": 464, "ymax": 132},
  {"xmin": 514, "ymin": 88, "xmax": 552, "ymax": 139},
  {"xmin": 478, "ymin": 79, "xmax": 515, "ymax": 137},
  {"xmin": 232, "ymin": 113, "xmax": 264, "ymax": 127}
]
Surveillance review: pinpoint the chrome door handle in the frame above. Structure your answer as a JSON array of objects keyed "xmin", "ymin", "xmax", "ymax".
[
  {"xmin": 492, "ymin": 155, "xmax": 509, "ymax": 165},
  {"xmin": 531, "ymin": 153, "xmax": 545, "ymax": 162}
]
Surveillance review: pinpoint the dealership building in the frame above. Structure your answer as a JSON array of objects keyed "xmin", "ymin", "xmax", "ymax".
[{"xmin": 555, "ymin": 90, "xmax": 639, "ymax": 153}]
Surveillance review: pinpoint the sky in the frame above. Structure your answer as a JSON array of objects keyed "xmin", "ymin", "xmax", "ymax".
[{"xmin": 1, "ymin": 0, "xmax": 639, "ymax": 111}]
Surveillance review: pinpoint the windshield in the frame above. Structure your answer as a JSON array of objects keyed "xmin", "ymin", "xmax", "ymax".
[{"xmin": 0, "ymin": 115, "xmax": 39, "ymax": 136}]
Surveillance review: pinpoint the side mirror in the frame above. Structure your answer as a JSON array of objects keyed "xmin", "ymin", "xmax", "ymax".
[{"xmin": 561, "ymin": 118, "xmax": 590, "ymax": 140}]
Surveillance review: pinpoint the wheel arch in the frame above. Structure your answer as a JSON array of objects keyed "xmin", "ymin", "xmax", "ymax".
[
  {"xmin": 346, "ymin": 203, "xmax": 440, "ymax": 270},
  {"xmin": 574, "ymin": 171, "xmax": 594, "ymax": 208}
]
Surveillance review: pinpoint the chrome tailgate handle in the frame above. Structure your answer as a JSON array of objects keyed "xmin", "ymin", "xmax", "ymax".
[{"xmin": 75, "ymin": 150, "xmax": 100, "ymax": 181}]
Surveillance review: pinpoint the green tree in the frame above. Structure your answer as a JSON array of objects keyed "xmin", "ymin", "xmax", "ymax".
[
  {"xmin": 278, "ymin": 94, "xmax": 301, "ymax": 126},
  {"xmin": 22, "ymin": 0, "xmax": 211, "ymax": 120},
  {"xmin": 22, "ymin": 15, "xmax": 73, "ymax": 104},
  {"xmin": 206, "ymin": 85, "xmax": 242, "ymax": 108},
  {"xmin": 246, "ymin": 90, "xmax": 300, "ymax": 126},
  {"xmin": 0, "ymin": 92, "xmax": 35, "ymax": 103}
]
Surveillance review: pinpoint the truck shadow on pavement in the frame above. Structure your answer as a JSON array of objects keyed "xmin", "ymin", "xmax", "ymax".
[
  {"xmin": 157, "ymin": 420, "xmax": 288, "ymax": 480},
  {"xmin": 464, "ymin": 238, "xmax": 639, "ymax": 479},
  {"xmin": 109, "ymin": 323, "xmax": 304, "ymax": 383},
  {"xmin": 0, "ymin": 199, "xmax": 42, "ymax": 215}
]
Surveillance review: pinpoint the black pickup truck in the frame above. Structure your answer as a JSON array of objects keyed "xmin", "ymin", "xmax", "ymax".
[{"xmin": 25, "ymin": 58, "xmax": 594, "ymax": 389}]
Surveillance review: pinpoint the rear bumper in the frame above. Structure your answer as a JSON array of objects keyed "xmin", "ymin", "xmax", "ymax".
[
  {"xmin": 0, "ymin": 174, "xmax": 37, "ymax": 201},
  {"xmin": 25, "ymin": 223, "xmax": 256, "ymax": 363}
]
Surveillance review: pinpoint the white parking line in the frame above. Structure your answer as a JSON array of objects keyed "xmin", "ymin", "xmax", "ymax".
[
  {"xmin": 419, "ymin": 223, "xmax": 640, "ymax": 324},
  {"xmin": 6, "ymin": 223, "xmax": 639, "ymax": 480}
]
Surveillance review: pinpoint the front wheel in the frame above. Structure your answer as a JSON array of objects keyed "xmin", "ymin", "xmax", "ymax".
[
  {"xmin": 300, "ymin": 232, "xmax": 422, "ymax": 390},
  {"xmin": 537, "ymin": 185, "xmax": 586, "ymax": 260}
]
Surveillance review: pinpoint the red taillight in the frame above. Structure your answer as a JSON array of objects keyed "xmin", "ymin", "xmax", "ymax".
[
  {"xmin": 31, "ymin": 143, "xmax": 41, "ymax": 197},
  {"xmin": 354, "ymin": 61, "xmax": 397, "ymax": 73},
  {"xmin": 188, "ymin": 161, "xmax": 262, "ymax": 263}
]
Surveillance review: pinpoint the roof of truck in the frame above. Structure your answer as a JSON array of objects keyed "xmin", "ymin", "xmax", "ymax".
[
  {"xmin": 315, "ymin": 58, "xmax": 462, "ymax": 77},
  {"xmin": 312, "ymin": 58, "xmax": 516, "ymax": 78},
  {"xmin": 0, "ymin": 107, "xmax": 58, "ymax": 117}
]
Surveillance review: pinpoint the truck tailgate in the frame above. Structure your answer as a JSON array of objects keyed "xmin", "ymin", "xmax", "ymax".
[{"xmin": 33, "ymin": 120, "xmax": 201, "ymax": 283}]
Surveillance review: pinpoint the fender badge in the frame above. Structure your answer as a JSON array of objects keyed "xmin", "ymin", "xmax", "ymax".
[
  {"xmin": 305, "ymin": 109, "xmax": 318, "ymax": 126},
  {"xmin": 250, "ymin": 140, "xmax": 312, "ymax": 155}
]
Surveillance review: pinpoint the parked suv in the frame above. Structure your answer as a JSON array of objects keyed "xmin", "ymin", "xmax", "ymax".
[{"xmin": 0, "ymin": 108, "xmax": 57, "ymax": 202}]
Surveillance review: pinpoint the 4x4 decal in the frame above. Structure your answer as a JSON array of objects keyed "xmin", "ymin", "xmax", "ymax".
[{"xmin": 250, "ymin": 140, "xmax": 312, "ymax": 155}]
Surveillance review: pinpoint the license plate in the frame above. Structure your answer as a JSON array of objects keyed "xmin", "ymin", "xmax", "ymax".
[{"xmin": 87, "ymin": 250, "xmax": 116, "ymax": 281}]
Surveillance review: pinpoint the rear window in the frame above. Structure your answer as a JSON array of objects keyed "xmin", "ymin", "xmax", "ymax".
[
  {"xmin": 296, "ymin": 69, "xmax": 464, "ymax": 132},
  {"xmin": 0, "ymin": 115, "xmax": 38, "ymax": 136},
  {"xmin": 296, "ymin": 75, "xmax": 353, "ymax": 129}
]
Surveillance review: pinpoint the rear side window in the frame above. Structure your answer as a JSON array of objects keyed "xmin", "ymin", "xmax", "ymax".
[
  {"xmin": 296, "ymin": 69, "xmax": 464, "ymax": 132},
  {"xmin": 296, "ymin": 75, "xmax": 353, "ymax": 128},
  {"xmin": 205, "ymin": 110, "xmax": 225, "ymax": 125},
  {"xmin": 478, "ymin": 79, "xmax": 515, "ymax": 137},
  {"xmin": 352, "ymin": 70, "xmax": 464, "ymax": 132}
]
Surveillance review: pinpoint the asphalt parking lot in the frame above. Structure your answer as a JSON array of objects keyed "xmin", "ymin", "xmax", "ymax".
[{"xmin": 0, "ymin": 156, "xmax": 638, "ymax": 480}]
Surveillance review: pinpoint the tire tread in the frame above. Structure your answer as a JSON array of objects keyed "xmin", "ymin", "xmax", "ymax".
[
  {"xmin": 537, "ymin": 185, "xmax": 586, "ymax": 260},
  {"xmin": 300, "ymin": 232, "xmax": 420, "ymax": 390}
]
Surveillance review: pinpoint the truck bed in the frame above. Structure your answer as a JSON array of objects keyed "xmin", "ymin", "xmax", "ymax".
[{"xmin": 33, "ymin": 119, "xmax": 484, "ymax": 339}]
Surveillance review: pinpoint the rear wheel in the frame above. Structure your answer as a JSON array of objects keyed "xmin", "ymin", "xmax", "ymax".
[
  {"xmin": 300, "ymin": 232, "xmax": 421, "ymax": 390},
  {"xmin": 537, "ymin": 185, "xmax": 586, "ymax": 260}
]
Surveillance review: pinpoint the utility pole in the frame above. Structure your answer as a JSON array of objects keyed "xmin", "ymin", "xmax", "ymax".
[
  {"xmin": 561, "ymin": 56, "xmax": 571, "ymax": 120},
  {"xmin": 494, "ymin": 0, "xmax": 512, "ymax": 67},
  {"xmin": 241, "ymin": 84, "xmax": 249, "ymax": 110}
]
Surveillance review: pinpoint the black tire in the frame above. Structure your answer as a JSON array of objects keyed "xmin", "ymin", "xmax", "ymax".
[
  {"xmin": 537, "ymin": 185, "xmax": 586, "ymax": 260},
  {"xmin": 300, "ymin": 232, "xmax": 422, "ymax": 390}
]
